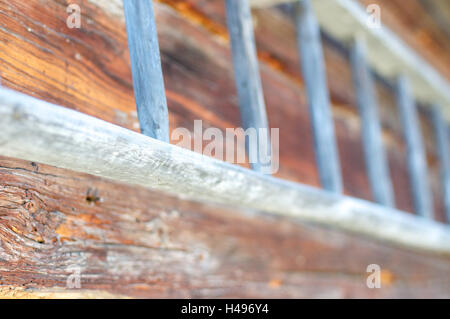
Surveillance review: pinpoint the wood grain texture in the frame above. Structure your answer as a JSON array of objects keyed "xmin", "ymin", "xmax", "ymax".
[
  {"xmin": 1, "ymin": 87, "xmax": 449, "ymax": 255},
  {"xmin": 123, "ymin": 0, "xmax": 169, "ymax": 141},
  {"xmin": 350, "ymin": 39, "xmax": 394, "ymax": 207},
  {"xmin": 293, "ymin": 0, "xmax": 342, "ymax": 193},
  {"xmin": 0, "ymin": 157, "xmax": 449, "ymax": 298},
  {"xmin": 225, "ymin": 0, "xmax": 272, "ymax": 173}
]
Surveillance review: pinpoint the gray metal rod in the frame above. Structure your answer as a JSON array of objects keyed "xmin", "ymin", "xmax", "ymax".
[
  {"xmin": 431, "ymin": 106, "xmax": 450, "ymax": 222},
  {"xmin": 395, "ymin": 76, "xmax": 434, "ymax": 218},
  {"xmin": 349, "ymin": 38, "xmax": 395, "ymax": 207},
  {"xmin": 293, "ymin": 0, "xmax": 342, "ymax": 193},
  {"xmin": 225, "ymin": 0, "xmax": 272, "ymax": 174},
  {"xmin": 123, "ymin": 0, "xmax": 169, "ymax": 142}
]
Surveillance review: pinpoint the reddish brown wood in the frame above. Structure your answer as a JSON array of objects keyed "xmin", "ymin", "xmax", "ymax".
[{"xmin": 0, "ymin": 157, "xmax": 449, "ymax": 298}]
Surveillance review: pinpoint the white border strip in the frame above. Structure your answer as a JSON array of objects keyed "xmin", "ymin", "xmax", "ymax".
[
  {"xmin": 250, "ymin": 0, "xmax": 450, "ymax": 121},
  {"xmin": 0, "ymin": 87, "xmax": 449, "ymax": 254}
]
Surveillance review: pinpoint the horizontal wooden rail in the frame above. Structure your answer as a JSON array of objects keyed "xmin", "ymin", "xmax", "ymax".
[
  {"xmin": 249, "ymin": 0, "xmax": 450, "ymax": 122},
  {"xmin": 0, "ymin": 88, "xmax": 449, "ymax": 254}
]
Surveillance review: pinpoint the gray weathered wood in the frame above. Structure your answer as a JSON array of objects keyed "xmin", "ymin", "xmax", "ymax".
[
  {"xmin": 432, "ymin": 106, "xmax": 450, "ymax": 222},
  {"xmin": 123, "ymin": 0, "xmax": 169, "ymax": 141},
  {"xmin": 395, "ymin": 76, "xmax": 434, "ymax": 218},
  {"xmin": 293, "ymin": 0, "xmax": 342, "ymax": 193},
  {"xmin": 1, "ymin": 87, "xmax": 450, "ymax": 254},
  {"xmin": 350, "ymin": 38, "xmax": 394, "ymax": 207},
  {"xmin": 225, "ymin": 0, "xmax": 272, "ymax": 173}
]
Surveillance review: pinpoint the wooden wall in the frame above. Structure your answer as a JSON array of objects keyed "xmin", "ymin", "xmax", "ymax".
[
  {"xmin": 0, "ymin": 0, "xmax": 449, "ymax": 298},
  {"xmin": 1, "ymin": 157, "xmax": 449, "ymax": 298}
]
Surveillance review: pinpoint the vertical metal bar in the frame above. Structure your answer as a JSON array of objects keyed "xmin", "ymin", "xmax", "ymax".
[
  {"xmin": 395, "ymin": 76, "xmax": 434, "ymax": 218},
  {"xmin": 431, "ymin": 106, "xmax": 450, "ymax": 222},
  {"xmin": 349, "ymin": 38, "xmax": 395, "ymax": 207},
  {"xmin": 293, "ymin": 0, "xmax": 342, "ymax": 193},
  {"xmin": 225, "ymin": 0, "xmax": 272, "ymax": 173},
  {"xmin": 123, "ymin": 0, "xmax": 169, "ymax": 142}
]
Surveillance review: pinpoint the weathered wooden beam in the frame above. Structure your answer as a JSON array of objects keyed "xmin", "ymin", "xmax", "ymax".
[
  {"xmin": 1, "ymin": 87, "xmax": 449, "ymax": 254},
  {"xmin": 225, "ymin": 0, "xmax": 272, "ymax": 174},
  {"xmin": 432, "ymin": 106, "xmax": 450, "ymax": 222},
  {"xmin": 1, "ymin": 158, "xmax": 449, "ymax": 298},
  {"xmin": 395, "ymin": 76, "xmax": 434, "ymax": 219},
  {"xmin": 123, "ymin": 0, "xmax": 169, "ymax": 141},
  {"xmin": 349, "ymin": 38, "xmax": 394, "ymax": 207},
  {"xmin": 293, "ymin": 0, "xmax": 342, "ymax": 193}
]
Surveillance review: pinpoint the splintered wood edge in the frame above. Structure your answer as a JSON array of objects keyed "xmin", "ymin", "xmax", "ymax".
[{"xmin": 0, "ymin": 87, "xmax": 449, "ymax": 255}]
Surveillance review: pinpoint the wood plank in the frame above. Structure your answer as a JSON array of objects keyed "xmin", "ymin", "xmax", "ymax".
[
  {"xmin": 0, "ymin": 87, "xmax": 449, "ymax": 254},
  {"xmin": 293, "ymin": 0, "xmax": 342, "ymax": 193},
  {"xmin": 349, "ymin": 38, "xmax": 394, "ymax": 207},
  {"xmin": 0, "ymin": 156, "xmax": 449, "ymax": 298},
  {"xmin": 395, "ymin": 76, "xmax": 434, "ymax": 218},
  {"xmin": 431, "ymin": 106, "xmax": 450, "ymax": 222},
  {"xmin": 123, "ymin": 0, "xmax": 169, "ymax": 141},
  {"xmin": 225, "ymin": 0, "xmax": 272, "ymax": 173}
]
